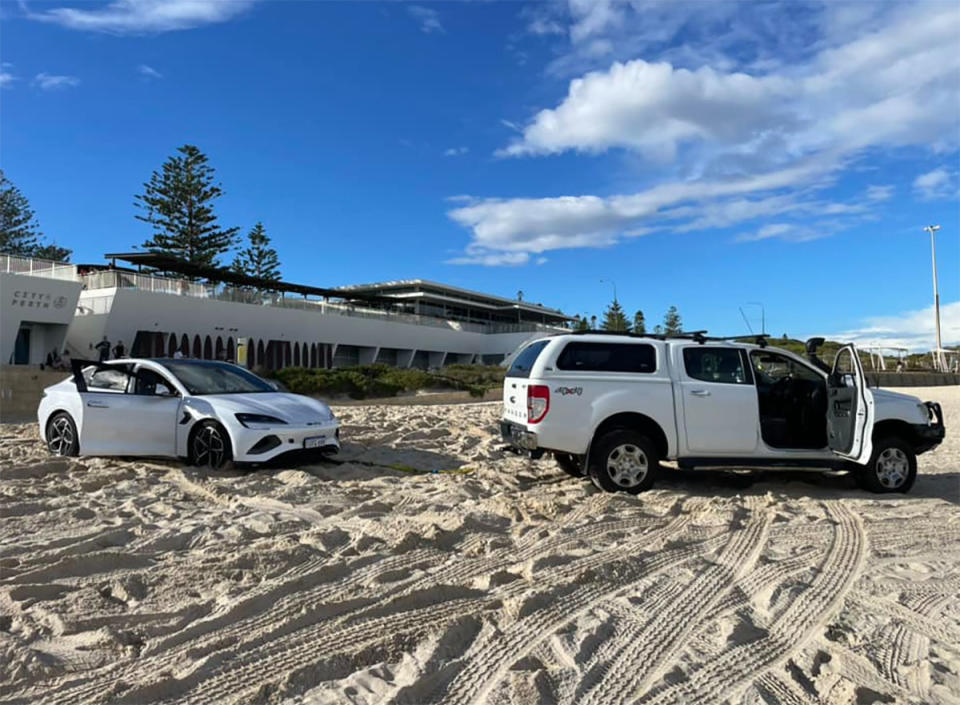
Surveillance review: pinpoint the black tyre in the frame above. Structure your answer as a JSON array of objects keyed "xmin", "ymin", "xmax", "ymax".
[
  {"xmin": 46, "ymin": 412, "xmax": 79, "ymax": 457},
  {"xmin": 555, "ymin": 452, "xmax": 586, "ymax": 478},
  {"xmin": 859, "ymin": 437, "xmax": 917, "ymax": 494},
  {"xmin": 190, "ymin": 420, "xmax": 233, "ymax": 470},
  {"xmin": 589, "ymin": 430, "xmax": 659, "ymax": 494}
]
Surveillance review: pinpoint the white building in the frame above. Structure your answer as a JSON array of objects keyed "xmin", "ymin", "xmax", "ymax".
[{"xmin": 2, "ymin": 253, "xmax": 571, "ymax": 370}]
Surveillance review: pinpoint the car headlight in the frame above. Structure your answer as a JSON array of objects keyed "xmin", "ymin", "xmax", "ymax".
[{"xmin": 235, "ymin": 413, "xmax": 288, "ymax": 429}]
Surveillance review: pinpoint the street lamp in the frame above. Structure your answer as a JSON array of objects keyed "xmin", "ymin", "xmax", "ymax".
[
  {"xmin": 600, "ymin": 279, "xmax": 618, "ymax": 302},
  {"xmin": 746, "ymin": 301, "xmax": 766, "ymax": 336},
  {"xmin": 922, "ymin": 224, "xmax": 944, "ymax": 372}
]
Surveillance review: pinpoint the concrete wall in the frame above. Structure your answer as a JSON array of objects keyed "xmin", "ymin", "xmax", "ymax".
[
  {"xmin": 0, "ymin": 365, "xmax": 71, "ymax": 423},
  {"xmin": 870, "ymin": 372, "xmax": 960, "ymax": 387},
  {"xmin": 0, "ymin": 273, "xmax": 82, "ymax": 365},
  {"xmin": 68, "ymin": 287, "xmax": 545, "ymax": 368}
]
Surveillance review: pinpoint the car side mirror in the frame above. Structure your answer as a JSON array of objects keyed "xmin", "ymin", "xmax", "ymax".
[{"xmin": 155, "ymin": 383, "xmax": 176, "ymax": 397}]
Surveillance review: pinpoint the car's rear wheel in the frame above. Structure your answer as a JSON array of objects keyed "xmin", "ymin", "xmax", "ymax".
[
  {"xmin": 859, "ymin": 436, "xmax": 916, "ymax": 493},
  {"xmin": 554, "ymin": 452, "xmax": 586, "ymax": 478},
  {"xmin": 589, "ymin": 430, "xmax": 658, "ymax": 494},
  {"xmin": 46, "ymin": 412, "xmax": 79, "ymax": 457},
  {"xmin": 190, "ymin": 421, "xmax": 232, "ymax": 470}
]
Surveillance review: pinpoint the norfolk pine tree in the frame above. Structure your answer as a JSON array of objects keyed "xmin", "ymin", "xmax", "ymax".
[
  {"xmin": 0, "ymin": 171, "xmax": 71, "ymax": 261},
  {"xmin": 233, "ymin": 222, "xmax": 281, "ymax": 285},
  {"xmin": 135, "ymin": 145, "xmax": 239, "ymax": 272},
  {"xmin": 633, "ymin": 310, "xmax": 646, "ymax": 335},
  {"xmin": 663, "ymin": 305, "xmax": 683, "ymax": 336},
  {"xmin": 601, "ymin": 298, "xmax": 631, "ymax": 332}
]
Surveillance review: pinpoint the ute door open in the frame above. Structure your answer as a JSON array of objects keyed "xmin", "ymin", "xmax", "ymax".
[{"xmin": 826, "ymin": 345, "xmax": 874, "ymax": 464}]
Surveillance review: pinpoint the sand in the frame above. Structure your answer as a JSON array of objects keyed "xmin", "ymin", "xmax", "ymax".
[{"xmin": 0, "ymin": 386, "xmax": 958, "ymax": 705}]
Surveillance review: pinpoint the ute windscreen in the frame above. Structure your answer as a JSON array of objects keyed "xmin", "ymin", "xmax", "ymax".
[{"xmin": 506, "ymin": 339, "xmax": 550, "ymax": 379}]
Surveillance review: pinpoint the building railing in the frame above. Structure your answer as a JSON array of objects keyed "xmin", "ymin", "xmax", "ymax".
[
  {"xmin": 70, "ymin": 266, "xmax": 569, "ymax": 334},
  {"xmin": 2, "ymin": 254, "xmax": 78, "ymax": 281}
]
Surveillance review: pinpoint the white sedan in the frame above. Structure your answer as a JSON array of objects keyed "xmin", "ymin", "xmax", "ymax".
[{"xmin": 38, "ymin": 358, "xmax": 340, "ymax": 468}]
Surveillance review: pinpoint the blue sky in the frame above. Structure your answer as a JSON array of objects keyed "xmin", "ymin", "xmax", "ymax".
[{"xmin": 2, "ymin": 0, "xmax": 958, "ymax": 349}]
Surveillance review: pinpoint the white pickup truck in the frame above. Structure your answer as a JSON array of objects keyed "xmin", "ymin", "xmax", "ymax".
[{"xmin": 501, "ymin": 333, "xmax": 944, "ymax": 494}]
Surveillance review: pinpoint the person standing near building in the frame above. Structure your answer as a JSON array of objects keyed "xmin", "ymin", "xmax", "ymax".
[
  {"xmin": 94, "ymin": 336, "xmax": 111, "ymax": 361},
  {"xmin": 112, "ymin": 340, "xmax": 126, "ymax": 359}
]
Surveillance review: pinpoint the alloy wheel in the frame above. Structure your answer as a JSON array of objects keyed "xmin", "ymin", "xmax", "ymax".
[
  {"xmin": 876, "ymin": 447, "xmax": 909, "ymax": 489},
  {"xmin": 194, "ymin": 425, "xmax": 226, "ymax": 468},
  {"xmin": 605, "ymin": 443, "xmax": 648, "ymax": 488},
  {"xmin": 48, "ymin": 416, "xmax": 74, "ymax": 456}
]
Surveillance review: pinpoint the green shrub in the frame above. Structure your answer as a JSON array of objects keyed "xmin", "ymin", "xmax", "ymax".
[{"xmin": 270, "ymin": 364, "xmax": 503, "ymax": 399}]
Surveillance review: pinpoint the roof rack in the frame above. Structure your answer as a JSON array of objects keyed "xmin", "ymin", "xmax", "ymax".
[{"xmin": 568, "ymin": 330, "xmax": 771, "ymax": 346}]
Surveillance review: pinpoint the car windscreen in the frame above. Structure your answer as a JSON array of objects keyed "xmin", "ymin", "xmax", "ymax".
[
  {"xmin": 506, "ymin": 339, "xmax": 550, "ymax": 379},
  {"xmin": 159, "ymin": 361, "xmax": 274, "ymax": 395}
]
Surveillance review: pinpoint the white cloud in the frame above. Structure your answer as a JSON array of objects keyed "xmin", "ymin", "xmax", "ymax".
[
  {"xmin": 502, "ymin": 3, "xmax": 959, "ymax": 162},
  {"xmin": 0, "ymin": 63, "xmax": 14, "ymax": 87},
  {"xmin": 444, "ymin": 146, "xmax": 469, "ymax": 157},
  {"xmin": 448, "ymin": 155, "xmax": 844, "ymax": 255},
  {"xmin": 137, "ymin": 63, "xmax": 163, "ymax": 79},
  {"xmin": 27, "ymin": 0, "xmax": 257, "ymax": 34},
  {"xmin": 448, "ymin": 2, "xmax": 959, "ymax": 264},
  {"xmin": 736, "ymin": 223, "xmax": 826, "ymax": 243},
  {"xmin": 865, "ymin": 184, "xmax": 894, "ymax": 202},
  {"xmin": 407, "ymin": 5, "xmax": 443, "ymax": 34},
  {"xmin": 528, "ymin": 17, "xmax": 564, "ymax": 36},
  {"xmin": 913, "ymin": 168, "xmax": 955, "ymax": 200},
  {"xmin": 33, "ymin": 72, "xmax": 80, "ymax": 90},
  {"xmin": 822, "ymin": 301, "xmax": 960, "ymax": 352},
  {"xmin": 446, "ymin": 251, "xmax": 531, "ymax": 267}
]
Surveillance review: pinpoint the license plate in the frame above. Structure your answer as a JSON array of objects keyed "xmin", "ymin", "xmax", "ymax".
[{"xmin": 304, "ymin": 436, "xmax": 325, "ymax": 449}]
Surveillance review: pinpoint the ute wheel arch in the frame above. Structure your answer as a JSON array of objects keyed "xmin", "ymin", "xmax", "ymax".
[
  {"xmin": 590, "ymin": 412, "xmax": 669, "ymax": 461},
  {"xmin": 872, "ymin": 419, "xmax": 919, "ymax": 450}
]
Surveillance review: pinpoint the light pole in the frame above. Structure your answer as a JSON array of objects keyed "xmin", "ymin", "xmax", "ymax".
[
  {"xmin": 600, "ymin": 278, "xmax": 618, "ymax": 302},
  {"xmin": 923, "ymin": 225, "xmax": 943, "ymax": 372},
  {"xmin": 746, "ymin": 301, "xmax": 765, "ymax": 336}
]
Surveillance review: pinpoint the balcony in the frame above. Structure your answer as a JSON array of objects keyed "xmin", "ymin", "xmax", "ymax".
[{"xmin": 0, "ymin": 256, "xmax": 565, "ymax": 335}]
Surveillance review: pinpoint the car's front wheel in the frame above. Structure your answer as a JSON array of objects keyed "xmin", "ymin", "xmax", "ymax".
[
  {"xmin": 589, "ymin": 430, "xmax": 658, "ymax": 494},
  {"xmin": 190, "ymin": 421, "xmax": 232, "ymax": 470},
  {"xmin": 859, "ymin": 436, "xmax": 916, "ymax": 493},
  {"xmin": 46, "ymin": 412, "xmax": 79, "ymax": 457}
]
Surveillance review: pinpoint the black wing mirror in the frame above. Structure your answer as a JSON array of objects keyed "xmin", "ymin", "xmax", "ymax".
[{"xmin": 805, "ymin": 337, "xmax": 825, "ymax": 354}]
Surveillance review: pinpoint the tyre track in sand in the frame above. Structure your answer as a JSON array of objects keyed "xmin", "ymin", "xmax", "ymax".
[
  {"xmin": 29, "ymin": 508, "xmax": 697, "ymax": 705},
  {"xmin": 866, "ymin": 592, "xmax": 954, "ymax": 700},
  {"xmin": 140, "ymin": 514, "xmax": 698, "ymax": 705},
  {"xmin": 577, "ymin": 501, "xmax": 771, "ymax": 705},
  {"xmin": 429, "ymin": 511, "xmax": 745, "ymax": 705},
  {"xmin": 636, "ymin": 502, "xmax": 866, "ymax": 705}
]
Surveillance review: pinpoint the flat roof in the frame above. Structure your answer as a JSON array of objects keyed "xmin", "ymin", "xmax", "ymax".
[
  {"xmin": 103, "ymin": 252, "xmax": 397, "ymax": 305},
  {"xmin": 333, "ymin": 279, "xmax": 572, "ymax": 319},
  {"xmin": 101, "ymin": 253, "xmax": 572, "ymax": 321}
]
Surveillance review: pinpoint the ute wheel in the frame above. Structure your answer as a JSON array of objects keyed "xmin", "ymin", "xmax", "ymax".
[
  {"xmin": 555, "ymin": 452, "xmax": 586, "ymax": 478},
  {"xmin": 589, "ymin": 430, "xmax": 659, "ymax": 494},
  {"xmin": 190, "ymin": 420, "xmax": 233, "ymax": 470},
  {"xmin": 859, "ymin": 437, "xmax": 916, "ymax": 494},
  {"xmin": 46, "ymin": 412, "xmax": 79, "ymax": 457}
]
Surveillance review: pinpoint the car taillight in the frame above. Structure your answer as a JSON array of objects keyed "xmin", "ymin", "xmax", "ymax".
[{"xmin": 527, "ymin": 385, "xmax": 550, "ymax": 424}]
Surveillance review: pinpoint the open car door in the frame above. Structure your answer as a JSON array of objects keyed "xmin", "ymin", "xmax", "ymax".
[{"xmin": 826, "ymin": 344, "xmax": 874, "ymax": 464}]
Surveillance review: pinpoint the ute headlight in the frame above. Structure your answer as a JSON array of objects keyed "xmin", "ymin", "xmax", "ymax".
[{"xmin": 236, "ymin": 413, "xmax": 288, "ymax": 429}]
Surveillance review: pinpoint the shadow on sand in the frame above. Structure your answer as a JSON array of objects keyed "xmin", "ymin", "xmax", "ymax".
[{"xmin": 653, "ymin": 465, "xmax": 959, "ymax": 504}]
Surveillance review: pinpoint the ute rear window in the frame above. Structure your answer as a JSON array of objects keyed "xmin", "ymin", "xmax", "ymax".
[
  {"xmin": 506, "ymin": 339, "xmax": 550, "ymax": 379},
  {"xmin": 556, "ymin": 342, "xmax": 657, "ymax": 373}
]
